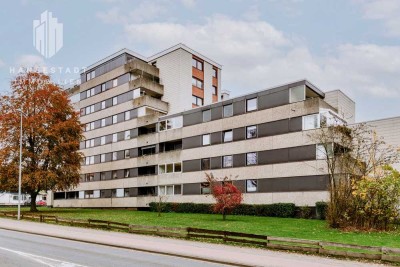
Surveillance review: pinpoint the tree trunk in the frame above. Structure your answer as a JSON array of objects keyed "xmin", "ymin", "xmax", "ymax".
[{"xmin": 30, "ymin": 192, "xmax": 38, "ymax": 212}]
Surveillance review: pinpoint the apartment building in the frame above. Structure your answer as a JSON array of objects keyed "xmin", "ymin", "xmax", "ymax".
[{"xmin": 49, "ymin": 44, "xmax": 359, "ymax": 208}]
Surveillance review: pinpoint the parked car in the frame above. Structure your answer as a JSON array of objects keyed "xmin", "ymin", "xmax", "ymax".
[{"xmin": 36, "ymin": 200, "xmax": 46, "ymax": 206}]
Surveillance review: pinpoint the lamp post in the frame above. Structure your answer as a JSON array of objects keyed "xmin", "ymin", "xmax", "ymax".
[{"xmin": 18, "ymin": 110, "xmax": 22, "ymax": 220}]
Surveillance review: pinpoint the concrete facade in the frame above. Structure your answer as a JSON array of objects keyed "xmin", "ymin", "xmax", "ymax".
[{"xmin": 50, "ymin": 44, "xmax": 398, "ymax": 209}]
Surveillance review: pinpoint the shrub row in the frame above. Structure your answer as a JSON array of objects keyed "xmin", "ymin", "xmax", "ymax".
[{"xmin": 149, "ymin": 202, "xmax": 297, "ymax": 218}]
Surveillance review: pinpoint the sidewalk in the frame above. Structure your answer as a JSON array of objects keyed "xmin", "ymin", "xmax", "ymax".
[{"xmin": 0, "ymin": 218, "xmax": 387, "ymax": 267}]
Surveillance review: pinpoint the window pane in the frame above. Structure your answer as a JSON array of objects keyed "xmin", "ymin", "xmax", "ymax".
[
  {"xmin": 290, "ymin": 85, "xmax": 305, "ymax": 103},
  {"xmin": 246, "ymin": 126, "xmax": 257, "ymax": 139},
  {"xmin": 223, "ymin": 156, "xmax": 233, "ymax": 168},
  {"xmin": 303, "ymin": 114, "xmax": 319, "ymax": 130},
  {"xmin": 223, "ymin": 130, "xmax": 233, "ymax": 142},
  {"xmin": 159, "ymin": 121, "xmax": 166, "ymax": 131},
  {"xmin": 112, "ymin": 115, "xmax": 117, "ymax": 124},
  {"xmin": 246, "ymin": 180, "xmax": 257, "ymax": 192},
  {"xmin": 223, "ymin": 104, "xmax": 233, "ymax": 117},
  {"xmin": 101, "ymin": 136, "xmax": 106, "ymax": 145},
  {"xmin": 124, "ymin": 169, "xmax": 130, "ymax": 178},
  {"xmin": 124, "ymin": 150, "xmax": 130, "ymax": 158},
  {"xmin": 201, "ymin": 183, "xmax": 210, "ymax": 194},
  {"xmin": 166, "ymin": 163, "xmax": 174, "ymax": 173},
  {"xmin": 203, "ymin": 110, "xmax": 211, "ymax": 122},
  {"xmin": 174, "ymin": 162, "xmax": 182, "ymax": 172},
  {"xmin": 112, "ymin": 152, "xmax": 117, "ymax": 161},
  {"xmin": 246, "ymin": 152, "xmax": 257, "ymax": 165},
  {"xmin": 159, "ymin": 165, "xmax": 166, "ymax": 174},
  {"xmin": 112, "ymin": 133, "xmax": 117, "ymax": 142},
  {"xmin": 116, "ymin": 189, "xmax": 124, "ymax": 197},
  {"xmin": 113, "ymin": 79, "xmax": 118, "ymax": 87},
  {"xmin": 125, "ymin": 130, "xmax": 130, "ymax": 140},
  {"xmin": 201, "ymin": 158, "xmax": 210, "ymax": 170},
  {"xmin": 202, "ymin": 134, "xmax": 210, "ymax": 145},
  {"xmin": 159, "ymin": 186, "xmax": 166, "ymax": 195},
  {"xmin": 174, "ymin": 185, "xmax": 182, "ymax": 195},
  {"xmin": 246, "ymin": 98, "xmax": 257, "ymax": 112},
  {"xmin": 166, "ymin": 185, "xmax": 174, "ymax": 195}
]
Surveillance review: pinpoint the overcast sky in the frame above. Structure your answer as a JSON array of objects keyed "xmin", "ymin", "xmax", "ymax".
[{"xmin": 0, "ymin": 0, "xmax": 399, "ymax": 122}]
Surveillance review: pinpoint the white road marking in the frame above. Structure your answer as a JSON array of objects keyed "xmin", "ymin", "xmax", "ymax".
[{"xmin": 0, "ymin": 246, "xmax": 89, "ymax": 267}]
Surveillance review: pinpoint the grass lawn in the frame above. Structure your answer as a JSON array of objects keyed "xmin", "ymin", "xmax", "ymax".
[{"xmin": 1, "ymin": 207, "xmax": 400, "ymax": 248}]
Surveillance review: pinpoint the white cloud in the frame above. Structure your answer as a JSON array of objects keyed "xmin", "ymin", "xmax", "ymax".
[
  {"xmin": 359, "ymin": 0, "xmax": 400, "ymax": 37},
  {"xmin": 15, "ymin": 54, "xmax": 45, "ymax": 68},
  {"xmin": 121, "ymin": 15, "xmax": 400, "ymax": 100}
]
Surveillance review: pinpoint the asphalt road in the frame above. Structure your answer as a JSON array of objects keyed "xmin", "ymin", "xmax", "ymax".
[{"xmin": 0, "ymin": 229, "xmax": 229, "ymax": 267}]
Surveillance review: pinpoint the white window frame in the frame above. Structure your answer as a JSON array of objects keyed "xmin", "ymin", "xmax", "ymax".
[
  {"xmin": 202, "ymin": 134, "xmax": 210, "ymax": 146},
  {"xmin": 246, "ymin": 98, "xmax": 258, "ymax": 112}
]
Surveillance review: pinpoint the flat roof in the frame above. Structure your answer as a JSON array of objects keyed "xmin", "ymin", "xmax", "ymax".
[{"xmin": 82, "ymin": 43, "xmax": 222, "ymax": 74}]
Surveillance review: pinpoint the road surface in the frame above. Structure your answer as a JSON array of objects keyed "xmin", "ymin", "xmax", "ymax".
[{"xmin": 0, "ymin": 229, "xmax": 228, "ymax": 267}]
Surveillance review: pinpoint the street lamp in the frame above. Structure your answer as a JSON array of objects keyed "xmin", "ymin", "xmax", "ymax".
[{"xmin": 18, "ymin": 110, "xmax": 22, "ymax": 220}]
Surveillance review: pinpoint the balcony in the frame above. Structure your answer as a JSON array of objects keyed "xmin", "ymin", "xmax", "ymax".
[
  {"xmin": 133, "ymin": 95, "xmax": 168, "ymax": 114},
  {"xmin": 130, "ymin": 77, "xmax": 164, "ymax": 97},
  {"xmin": 125, "ymin": 59, "xmax": 159, "ymax": 78}
]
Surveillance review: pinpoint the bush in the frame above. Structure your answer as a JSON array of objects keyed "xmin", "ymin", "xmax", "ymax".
[
  {"xmin": 315, "ymin": 201, "xmax": 328, "ymax": 220},
  {"xmin": 298, "ymin": 206, "xmax": 313, "ymax": 219},
  {"xmin": 149, "ymin": 202, "xmax": 296, "ymax": 218}
]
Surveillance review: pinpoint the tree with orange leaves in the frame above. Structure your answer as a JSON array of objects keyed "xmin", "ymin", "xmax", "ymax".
[
  {"xmin": 205, "ymin": 173, "xmax": 243, "ymax": 220},
  {"xmin": 0, "ymin": 71, "xmax": 83, "ymax": 212}
]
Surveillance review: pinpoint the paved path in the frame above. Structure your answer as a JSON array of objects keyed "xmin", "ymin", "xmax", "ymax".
[{"xmin": 0, "ymin": 218, "xmax": 388, "ymax": 267}]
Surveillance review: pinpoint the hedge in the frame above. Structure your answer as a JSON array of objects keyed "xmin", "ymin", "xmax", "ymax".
[
  {"xmin": 149, "ymin": 202, "xmax": 297, "ymax": 218},
  {"xmin": 315, "ymin": 201, "xmax": 328, "ymax": 220}
]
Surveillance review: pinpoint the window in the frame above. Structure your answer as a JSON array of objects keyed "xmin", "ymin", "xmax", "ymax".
[
  {"xmin": 124, "ymin": 150, "xmax": 130, "ymax": 159},
  {"xmin": 246, "ymin": 179, "xmax": 257, "ymax": 193},
  {"xmin": 192, "ymin": 95, "xmax": 203, "ymax": 106},
  {"xmin": 203, "ymin": 109, "xmax": 211, "ymax": 122},
  {"xmin": 100, "ymin": 136, "xmax": 106, "ymax": 145},
  {"xmin": 202, "ymin": 134, "xmax": 210, "ymax": 146},
  {"xmin": 112, "ymin": 152, "xmax": 117, "ymax": 161},
  {"xmin": 159, "ymin": 185, "xmax": 175, "ymax": 196},
  {"xmin": 246, "ymin": 152, "xmax": 257, "ymax": 166},
  {"xmin": 192, "ymin": 58, "xmax": 203, "ymax": 71},
  {"xmin": 223, "ymin": 130, "xmax": 233, "ymax": 142},
  {"xmin": 223, "ymin": 155, "xmax": 233, "ymax": 168},
  {"xmin": 223, "ymin": 104, "xmax": 233, "ymax": 117},
  {"xmin": 166, "ymin": 163, "xmax": 174, "ymax": 173},
  {"xmin": 201, "ymin": 183, "xmax": 210, "ymax": 194},
  {"xmin": 201, "ymin": 158, "xmax": 210, "ymax": 170},
  {"xmin": 91, "ymin": 71, "xmax": 95, "ymax": 79},
  {"xmin": 101, "ymin": 101, "xmax": 106, "ymax": 109},
  {"xmin": 101, "ymin": 83, "xmax": 106, "ymax": 92},
  {"xmin": 86, "ymin": 73, "xmax": 91, "ymax": 81},
  {"xmin": 124, "ymin": 169, "xmax": 130, "ymax": 178},
  {"xmin": 112, "ymin": 115, "xmax": 117, "ymax": 124},
  {"xmin": 316, "ymin": 143, "xmax": 334, "ymax": 160},
  {"xmin": 246, "ymin": 125, "xmax": 257, "ymax": 139},
  {"xmin": 113, "ymin": 97, "xmax": 118, "ymax": 106},
  {"xmin": 125, "ymin": 111, "xmax": 130, "ymax": 121},
  {"xmin": 290, "ymin": 85, "xmax": 305, "ymax": 103},
  {"xmin": 116, "ymin": 188, "xmax": 124, "ymax": 198},
  {"xmin": 159, "ymin": 165, "xmax": 166, "ymax": 174},
  {"xmin": 112, "ymin": 133, "xmax": 117, "ymax": 142},
  {"xmin": 174, "ymin": 162, "xmax": 182, "ymax": 172},
  {"xmin": 112, "ymin": 170, "xmax": 118, "ymax": 179},
  {"xmin": 100, "ymin": 172, "xmax": 105, "ymax": 181},
  {"xmin": 246, "ymin": 98, "xmax": 257, "ymax": 112},
  {"xmin": 112, "ymin": 78, "xmax": 118, "ymax": 87},
  {"xmin": 303, "ymin": 114, "xmax": 319, "ymax": 130},
  {"xmin": 80, "ymin": 108, "xmax": 85, "ymax": 116},
  {"xmin": 85, "ymin": 190, "xmax": 94, "ymax": 199},
  {"xmin": 212, "ymin": 86, "xmax": 217, "ymax": 95},
  {"xmin": 124, "ymin": 130, "xmax": 130, "ymax": 140},
  {"xmin": 192, "ymin": 77, "xmax": 203, "ymax": 89},
  {"xmin": 100, "ymin": 154, "xmax": 105, "ymax": 163},
  {"xmin": 159, "ymin": 116, "xmax": 183, "ymax": 131},
  {"xmin": 133, "ymin": 89, "xmax": 141, "ymax": 99},
  {"xmin": 101, "ymin": 118, "xmax": 106, "ymax": 127},
  {"xmin": 212, "ymin": 68, "xmax": 217, "ymax": 78},
  {"xmin": 158, "ymin": 162, "xmax": 182, "ymax": 174}
]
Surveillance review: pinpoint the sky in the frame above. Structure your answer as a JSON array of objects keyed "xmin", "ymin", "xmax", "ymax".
[{"xmin": 0, "ymin": 0, "xmax": 399, "ymax": 122}]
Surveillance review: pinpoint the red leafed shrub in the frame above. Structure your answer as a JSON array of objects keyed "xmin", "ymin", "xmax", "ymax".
[{"xmin": 206, "ymin": 173, "xmax": 243, "ymax": 220}]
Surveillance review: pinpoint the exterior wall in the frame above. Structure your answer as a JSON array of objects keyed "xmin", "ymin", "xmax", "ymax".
[
  {"xmin": 363, "ymin": 116, "xmax": 400, "ymax": 170},
  {"xmin": 155, "ymin": 49, "xmax": 192, "ymax": 114},
  {"xmin": 324, "ymin": 90, "xmax": 355, "ymax": 123}
]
